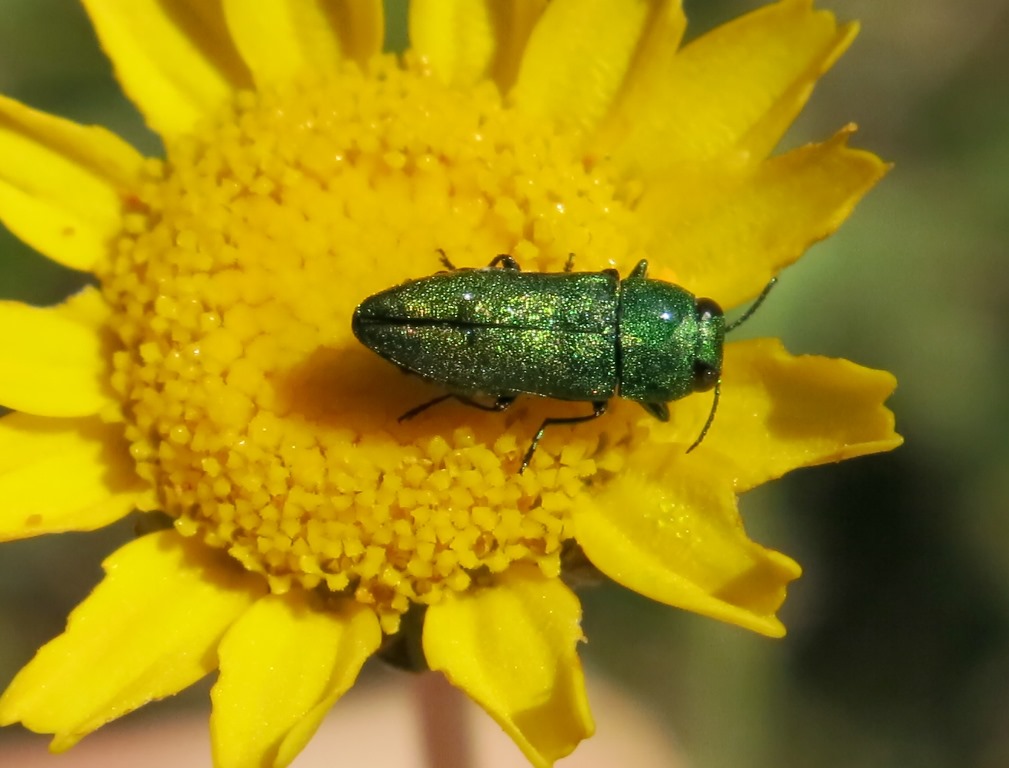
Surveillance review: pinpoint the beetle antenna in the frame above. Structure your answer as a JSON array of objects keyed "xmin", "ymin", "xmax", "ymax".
[
  {"xmin": 686, "ymin": 381, "xmax": 719, "ymax": 453},
  {"xmin": 726, "ymin": 277, "xmax": 777, "ymax": 333}
]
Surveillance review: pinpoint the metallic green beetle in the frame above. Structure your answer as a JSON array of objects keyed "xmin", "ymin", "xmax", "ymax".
[{"xmin": 352, "ymin": 254, "xmax": 772, "ymax": 472}]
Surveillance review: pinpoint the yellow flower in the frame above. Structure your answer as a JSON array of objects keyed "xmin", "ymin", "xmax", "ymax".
[{"xmin": 0, "ymin": 1, "xmax": 901, "ymax": 766}]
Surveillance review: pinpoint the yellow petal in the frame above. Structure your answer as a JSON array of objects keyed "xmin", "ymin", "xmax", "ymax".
[
  {"xmin": 52, "ymin": 282, "xmax": 112, "ymax": 326},
  {"xmin": 590, "ymin": 0, "xmax": 687, "ymax": 159},
  {"xmin": 210, "ymin": 592, "xmax": 380, "ymax": 768},
  {"xmin": 0, "ymin": 288, "xmax": 112, "ymax": 417},
  {"xmin": 510, "ymin": 0, "xmax": 655, "ymax": 134},
  {"xmin": 410, "ymin": 0, "xmax": 494, "ymax": 87},
  {"xmin": 572, "ymin": 451, "xmax": 801, "ymax": 638},
  {"xmin": 607, "ymin": 0, "xmax": 856, "ymax": 175},
  {"xmin": 0, "ymin": 413, "xmax": 146, "ymax": 541},
  {"xmin": 488, "ymin": 0, "xmax": 549, "ymax": 92},
  {"xmin": 0, "ymin": 94, "xmax": 143, "ymax": 272},
  {"xmin": 691, "ymin": 338, "xmax": 902, "ymax": 491},
  {"xmin": 640, "ymin": 127, "xmax": 889, "ymax": 307},
  {"xmin": 331, "ymin": 0, "xmax": 385, "ymax": 62},
  {"xmin": 0, "ymin": 530, "xmax": 265, "ymax": 750},
  {"xmin": 223, "ymin": 0, "xmax": 383, "ymax": 90},
  {"xmin": 410, "ymin": 0, "xmax": 546, "ymax": 90},
  {"xmin": 424, "ymin": 564, "xmax": 593, "ymax": 767},
  {"xmin": 80, "ymin": 0, "xmax": 250, "ymax": 140}
]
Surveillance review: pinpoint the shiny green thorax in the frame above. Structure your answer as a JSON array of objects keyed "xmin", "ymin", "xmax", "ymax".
[
  {"xmin": 617, "ymin": 262, "xmax": 724, "ymax": 417},
  {"xmin": 353, "ymin": 256, "xmax": 745, "ymax": 469}
]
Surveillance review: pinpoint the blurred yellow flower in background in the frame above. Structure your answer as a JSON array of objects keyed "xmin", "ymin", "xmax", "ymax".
[{"xmin": 0, "ymin": 1, "xmax": 900, "ymax": 766}]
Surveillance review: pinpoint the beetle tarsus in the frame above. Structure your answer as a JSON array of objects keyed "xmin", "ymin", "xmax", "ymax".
[
  {"xmin": 456, "ymin": 394, "xmax": 515, "ymax": 412},
  {"xmin": 520, "ymin": 401, "xmax": 608, "ymax": 474}
]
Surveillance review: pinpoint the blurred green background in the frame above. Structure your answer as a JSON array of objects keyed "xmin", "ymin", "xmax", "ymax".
[{"xmin": 1, "ymin": 1, "xmax": 1007, "ymax": 766}]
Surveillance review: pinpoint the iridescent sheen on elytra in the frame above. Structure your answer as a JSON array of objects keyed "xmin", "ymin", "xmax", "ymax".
[{"xmin": 352, "ymin": 258, "xmax": 726, "ymax": 421}]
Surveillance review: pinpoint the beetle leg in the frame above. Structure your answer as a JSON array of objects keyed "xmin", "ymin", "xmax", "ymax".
[
  {"xmin": 454, "ymin": 394, "xmax": 516, "ymax": 412},
  {"xmin": 398, "ymin": 393, "xmax": 515, "ymax": 423},
  {"xmin": 520, "ymin": 400, "xmax": 609, "ymax": 474},
  {"xmin": 563, "ymin": 253, "xmax": 575, "ymax": 272},
  {"xmin": 488, "ymin": 254, "xmax": 520, "ymax": 271},
  {"xmin": 436, "ymin": 248, "xmax": 456, "ymax": 271},
  {"xmin": 398, "ymin": 393, "xmax": 455, "ymax": 422}
]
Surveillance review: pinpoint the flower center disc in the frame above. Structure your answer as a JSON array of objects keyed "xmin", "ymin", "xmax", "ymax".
[{"xmin": 101, "ymin": 56, "xmax": 636, "ymax": 631}]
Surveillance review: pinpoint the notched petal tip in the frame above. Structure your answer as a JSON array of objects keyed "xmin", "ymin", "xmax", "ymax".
[
  {"xmin": 711, "ymin": 548, "xmax": 803, "ymax": 639},
  {"xmin": 573, "ymin": 453, "xmax": 802, "ymax": 638},
  {"xmin": 756, "ymin": 338, "xmax": 902, "ymax": 459},
  {"xmin": 639, "ymin": 124, "xmax": 891, "ymax": 307},
  {"xmin": 830, "ymin": 122, "xmax": 893, "ymax": 169},
  {"xmin": 709, "ymin": 338, "xmax": 903, "ymax": 491}
]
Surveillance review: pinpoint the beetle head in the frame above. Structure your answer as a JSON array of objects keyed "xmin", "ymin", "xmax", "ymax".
[
  {"xmin": 685, "ymin": 279, "xmax": 777, "ymax": 452},
  {"xmin": 684, "ymin": 297, "xmax": 725, "ymax": 453},
  {"xmin": 691, "ymin": 297, "xmax": 725, "ymax": 393}
]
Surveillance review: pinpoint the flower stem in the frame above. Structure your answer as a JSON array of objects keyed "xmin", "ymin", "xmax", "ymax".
[{"xmin": 415, "ymin": 672, "xmax": 474, "ymax": 768}]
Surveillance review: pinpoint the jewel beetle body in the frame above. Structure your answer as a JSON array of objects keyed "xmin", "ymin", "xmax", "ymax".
[{"xmin": 352, "ymin": 255, "xmax": 762, "ymax": 472}]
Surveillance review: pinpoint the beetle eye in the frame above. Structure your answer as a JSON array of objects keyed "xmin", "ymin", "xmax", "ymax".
[
  {"xmin": 692, "ymin": 360, "xmax": 719, "ymax": 392},
  {"xmin": 696, "ymin": 298, "xmax": 723, "ymax": 322}
]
